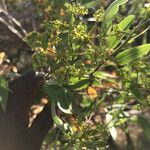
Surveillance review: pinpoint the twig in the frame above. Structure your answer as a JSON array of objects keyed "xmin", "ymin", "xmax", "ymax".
[
  {"xmin": 1, "ymin": 0, "xmax": 7, "ymax": 12},
  {"xmin": 0, "ymin": 17, "xmax": 23, "ymax": 39},
  {"xmin": 1, "ymin": 0, "xmax": 14, "ymax": 26},
  {"xmin": 0, "ymin": 8, "xmax": 27, "ymax": 36}
]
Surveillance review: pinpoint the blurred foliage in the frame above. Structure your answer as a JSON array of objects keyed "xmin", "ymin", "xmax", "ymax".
[{"xmin": 0, "ymin": 76, "xmax": 8, "ymax": 111}]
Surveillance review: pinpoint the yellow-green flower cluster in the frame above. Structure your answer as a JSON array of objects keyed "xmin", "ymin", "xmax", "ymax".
[
  {"xmin": 70, "ymin": 23, "xmax": 89, "ymax": 41},
  {"xmin": 65, "ymin": 2, "xmax": 88, "ymax": 16},
  {"xmin": 41, "ymin": 20, "xmax": 68, "ymax": 33},
  {"xmin": 50, "ymin": 20, "xmax": 64, "ymax": 31},
  {"xmin": 93, "ymin": 8, "xmax": 105, "ymax": 22},
  {"xmin": 113, "ymin": 25, "xmax": 123, "ymax": 37}
]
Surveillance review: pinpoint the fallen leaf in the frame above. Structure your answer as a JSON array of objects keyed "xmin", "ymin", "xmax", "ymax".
[{"xmin": 87, "ymin": 86, "xmax": 98, "ymax": 99}]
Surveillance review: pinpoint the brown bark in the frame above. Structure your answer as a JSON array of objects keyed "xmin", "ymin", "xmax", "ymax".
[{"xmin": 0, "ymin": 71, "xmax": 53, "ymax": 150}]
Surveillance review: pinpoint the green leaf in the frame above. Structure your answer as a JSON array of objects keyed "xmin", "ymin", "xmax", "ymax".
[
  {"xmin": 69, "ymin": 78, "xmax": 91, "ymax": 90},
  {"xmin": 43, "ymin": 84, "xmax": 74, "ymax": 109},
  {"xmin": 130, "ymin": 82, "xmax": 143, "ymax": 101},
  {"xmin": 58, "ymin": 87, "xmax": 74, "ymax": 109},
  {"xmin": 83, "ymin": 0, "xmax": 100, "ymax": 8},
  {"xmin": 43, "ymin": 84, "xmax": 60, "ymax": 103},
  {"xmin": 115, "ymin": 44, "xmax": 150, "ymax": 65},
  {"xmin": 0, "ymin": 77, "xmax": 8, "ymax": 111},
  {"xmin": 57, "ymin": 102, "xmax": 72, "ymax": 114},
  {"xmin": 118, "ymin": 15, "xmax": 135, "ymax": 30},
  {"xmin": 94, "ymin": 71, "xmax": 117, "ymax": 79},
  {"xmin": 103, "ymin": 0, "xmax": 129, "ymax": 28},
  {"xmin": 51, "ymin": 101, "xmax": 64, "ymax": 131},
  {"xmin": 107, "ymin": 15, "xmax": 135, "ymax": 48}
]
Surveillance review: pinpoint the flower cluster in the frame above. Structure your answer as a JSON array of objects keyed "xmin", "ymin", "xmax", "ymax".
[
  {"xmin": 93, "ymin": 8, "xmax": 105, "ymax": 22},
  {"xmin": 70, "ymin": 23, "xmax": 89, "ymax": 41},
  {"xmin": 113, "ymin": 25, "xmax": 123, "ymax": 37},
  {"xmin": 41, "ymin": 20, "xmax": 68, "ymax": 33},
  {"xmin": 65, "ymin": 2, "xmax": 88, "ymax": 16}
]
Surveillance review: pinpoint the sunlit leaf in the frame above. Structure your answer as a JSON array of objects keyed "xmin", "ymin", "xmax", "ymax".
[
  {"xmin": 94, "ymin": 71, "xmax": 117, "ymax": 79},
  {"xmin": 107, "ymin": 15, "xmax": 135, "ymax": 48},
  {"xmin": 69, "ymin": 78, "xmax": 91, "ymax": 90},
  {"xmin": 118, "ymin": 15, "xmax": 135, "ymax": 30},
  {"xmin": 103, "ymin": 0, "xmax": 129, "ymax": 27},
  {"xmin": 115, "ymin": 44, "xmax": 150, "ymax": 65},
  {"xmin": 83, "ymin": 0, "xmax": 100, "ymax": 8}
]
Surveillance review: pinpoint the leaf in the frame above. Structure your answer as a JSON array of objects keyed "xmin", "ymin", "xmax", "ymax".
[
  {"xmin": 57, "ymin": 102, "xmax": 72, "ymax": 114},
  {"xmin": 115, "ymin": 44, "xmax": 150, "ymax": 65},
  {"xmin": 118, "ymin": 15, "xmax": 135, "ymax": 30},
  {"xmin": 51, "ymin": 101, "xmax": 64, "ymax": 130},
  {"xmin": 107, "ymin": 15, "xmax": 135, "ymax": 48},
  {"xmin": 43, "ymin": 84, "xmax": 60, "ymax": 103},
  {"xmin": 87, "ymin": 86, "xmax": 98, "ymax": 99},
  {"xmin": 0, "ymin": 76, "xmax": 8, "ymax": 111},
  {"xmin": 83, "ymin": 0, "xmax": 100, "ymax": 8},
  {"xmin": 43, "ymin": 84, "xmax": 74, "ymax": 109},
  {"xmin": 94, "ymin": 71, "xmax": 117, "ymax": 79},
  {"xmin": 69, "ymin": 78, "xmax": 91, "ymax": 90},
  {"xmin": 130, "ymin": 82, "xmax": 143, "ymax": 101},
  {"xmin": 103, "ymin": 0, "xmax": 129, "ymax": 28},
  {"xmin": 58, "ymin": 87, "xmax": 74, "ymax": 109}
]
